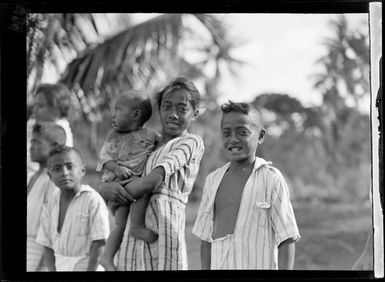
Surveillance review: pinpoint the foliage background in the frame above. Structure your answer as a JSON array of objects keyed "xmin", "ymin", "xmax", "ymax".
[{"xmin": 27, "ymin": 13, "xmax": 372, "ymax": 270}]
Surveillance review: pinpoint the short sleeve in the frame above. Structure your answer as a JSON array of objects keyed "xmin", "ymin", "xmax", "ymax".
[
  {"xmin": 36, "ymin": 205, "xmax": 53, "ymax": 249},
  {"xmin": 88, "ymin": 193, "xmax": 110, "ymax": 241},
  {"xmin": 192, "ymin": 174, "xmax": 214, "ymax": 242},
  {"xmin": 96, "ymin": 142, "xmax": 115, "ymax": 172},
  {"xmin": 270, "ymin": 172, "xmax": 300, "ymax": 247},
  {"xmin": 155, "ymin": 135, "xmax": 204, "ymax": 187}
]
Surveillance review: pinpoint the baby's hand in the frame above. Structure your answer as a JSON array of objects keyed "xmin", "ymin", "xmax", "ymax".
[{"xmin": 114, "ymin": 166, "xmax": 132, "ymax": 179}]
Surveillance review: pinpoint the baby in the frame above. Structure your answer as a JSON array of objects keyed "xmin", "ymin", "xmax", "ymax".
[{"xmin": 97, "ymin": 91, "xmax": 160, "ymax": 271}]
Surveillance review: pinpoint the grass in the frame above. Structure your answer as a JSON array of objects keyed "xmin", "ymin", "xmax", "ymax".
[{"xmin": 83, "ymin": 171, "xmax": 372, "ymax": 270}]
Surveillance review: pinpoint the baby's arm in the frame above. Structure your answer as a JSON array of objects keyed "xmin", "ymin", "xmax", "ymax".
[
  {"xmin": 123, "ymin": 167, "xmax": 165, "ymax": 198},
  {"xmin": 201, "ymin": 240, "xmax": 211, "ymax": 270},
  {"xmin": 278, "ymin": 238, "xmax": 296, "ymax": 270},
  {"xmin": 87, "ymin": 239, "xmax": 105, "ymax": 271},
  {"xmin": 104, "ymin": 160, "xmax": 132, "ymax": 180},
  {"xmin": 43, "ymin": 247, "xmax": 56, "ymax": 271}
]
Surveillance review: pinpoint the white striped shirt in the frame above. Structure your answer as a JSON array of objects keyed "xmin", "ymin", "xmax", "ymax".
[
  {"xmin": 116, "ymin": 134, "xmax": 205, "ymax": 270},
  {"xmin": 192, "ymin": 157, "xmax": 300, "ymax": 269},
  {"xmin": 36, "ymin": 185, "xmax": 110, "ymax": 270},
  {"xmin": 27, "ymin": 169, "xmax": 59, "ymax": 271}
]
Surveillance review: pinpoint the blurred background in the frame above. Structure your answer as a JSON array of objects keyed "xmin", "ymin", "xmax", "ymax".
[{"xmin": 27, "ymin": 13, "xmax": 372, "ymax": 270}]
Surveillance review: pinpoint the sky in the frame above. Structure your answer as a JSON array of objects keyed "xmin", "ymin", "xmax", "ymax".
[
  {"xmin": 212, "ymin": 14, "xmax": 369, "ymax": 109},
  {"xmin": 39, "ymin": 13, "xmax": 370, "ymax": 111}
]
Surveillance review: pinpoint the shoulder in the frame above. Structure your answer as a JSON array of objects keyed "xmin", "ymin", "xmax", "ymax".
[
  {"xmin": 174, "ymin": 134, "xmax": 204, "ymax": 148},
  {"xmin": 78, "ymin": 185, "xmax": 104, "ymax": 204},
  {"xmin": 206, "ymin": 163, "xmax": 229, "ymax": 183}
]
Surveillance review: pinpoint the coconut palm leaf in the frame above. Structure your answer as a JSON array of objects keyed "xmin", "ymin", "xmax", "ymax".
[{"xmin": 55, "ymin": 13, "xmax": 240, "ymax": 121}]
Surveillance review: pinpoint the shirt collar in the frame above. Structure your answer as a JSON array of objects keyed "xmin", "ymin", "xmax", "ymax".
[
  {"xmin": 253, "ymin": 157, "xmax": 272, "ymax": 171},
  {"xmin": 225, "ymin": 157, "xmax": 272, "ymax": 172},
  {"xmin": 74, "ymin": 184, "xmax": 93, "ymax": 199}
]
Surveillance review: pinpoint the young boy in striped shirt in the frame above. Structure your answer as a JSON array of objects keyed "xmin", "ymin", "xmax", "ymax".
[
  {"xmin": 193, "ymin": 101, "xmax": 300, "ymax": 270},
  {"xmin": 37, "ymin": 146, "xmax": 110, "ymax": 271}
]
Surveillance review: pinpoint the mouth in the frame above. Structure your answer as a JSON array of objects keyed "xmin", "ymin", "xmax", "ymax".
[
  {"xmin": 166, "ymin": 122, "xmax": 180, "ymax": 128},
  {"xmin": 60, "ymin": 179, "xmax": 72, "ymax": 185},
  {"xmin": 228, "ymin": 146, "xmax": 243, "ymax": 153}
]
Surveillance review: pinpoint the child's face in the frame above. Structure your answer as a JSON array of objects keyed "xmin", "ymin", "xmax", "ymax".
[
  {"xmin": 30, "ymin": 132, "xmax": 51, "ymax": 164},
  {"xmin": 111, "ymin": 97, "xmax": 135, "ymax": 132},
  {"xmin": 159, "ymin": 89, "xmax": 197, "ymax": 139},
  {"xmin": 48, "ymin": 151, "xmax": 85, "ymax": 192},
  {"xmin": 34, "ymin": 93, "xmax": 59, "ymax": 122},
  {"xmin": 221, "ymin": 111, "xmax": 264, "ymax": 162}
]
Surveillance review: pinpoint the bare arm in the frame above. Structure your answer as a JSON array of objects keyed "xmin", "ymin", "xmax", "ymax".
[
  {"xmin": 123, "ymin": 167, "xmax": 165, "ymax": 198},
  {"xmin": 87, "ymin": 239, "xmax": 105, "ymax": 271},
  {"xmin": 201, "ymin": 240, "xmax": 211, "ymax": 270},
  {"xmin": 43, "ymin": 247, "xmax": 56, "ymax": 271},
  {"xmin": 97, "ymin": 181, "xmax": 136, "ymax": 205},
  {"xmin": 278, "ymin": 238, "xmax": 296, "ymax": 270}
]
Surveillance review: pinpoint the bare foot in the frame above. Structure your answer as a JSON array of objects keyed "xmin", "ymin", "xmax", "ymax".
[
  {"xmin": 130, "ymin": 225, "xmax": 158, "ymax": 243},
  {"xmin": 98, "ymin": 254, "xmax": 116, "ymax": 271}
]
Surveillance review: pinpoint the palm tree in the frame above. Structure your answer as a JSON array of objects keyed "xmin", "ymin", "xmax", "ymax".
[
  {"xmin": 311, "ymin": 15, "xmax": 370, "ymax": 167},
  {"xmin": 27, "ymin": 13, "xmax": 242, "ymax": 122}
]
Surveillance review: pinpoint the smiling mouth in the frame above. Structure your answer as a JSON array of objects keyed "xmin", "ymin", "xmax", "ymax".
[{"xmin": 228, "ymin": 146, "xmax": 243, "ymax": 152}]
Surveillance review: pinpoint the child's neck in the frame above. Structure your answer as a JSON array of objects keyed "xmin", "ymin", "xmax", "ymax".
[
  {"xmin": 230, "ymin": 155, "xmax": 256, "ymax": 172},
  {"xmin": 60, "ymin": 186, "xmax": 80, "ymax": 201},
  {"xmin": 117, "ymin": 125, "xmax": 142, "ymax": 135},
  {"xmin": 38, "ymin": 162, "xmax": 47, "ymax": 170}
]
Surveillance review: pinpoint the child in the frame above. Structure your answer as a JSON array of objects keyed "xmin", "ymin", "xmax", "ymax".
[
  {"xmin": 96, "ymin": 91, "xmax": 160, "ymax": 271},
  {"xmin": 27, "ymin": 122, "xmax": 67, "ymax": 271},
  {"xmin": 36, "ymin": 146, "xmax": 110, "ymax": 271},
  {"xmin": 27, "ymin": 83, "xmax": 73, "ymax": 183},
  {"xmin": 193, "ymin": 101, "xmax": 300, "ymax": 270}
]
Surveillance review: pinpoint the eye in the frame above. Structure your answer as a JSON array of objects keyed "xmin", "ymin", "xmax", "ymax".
[
  {"xmin": 222, "ymin": 131, "xmax": 230, "ymax": 137},
  {"xmin": 178, "ymin": 106, "xmax": 188, "ymax": 113},
  {"xmin": 239, "ymin": 129, "xmax": 249, "ymax": 136},
  {"xmin": 161, "ymin": 104, "xmax": 171, "ymax": 110}
]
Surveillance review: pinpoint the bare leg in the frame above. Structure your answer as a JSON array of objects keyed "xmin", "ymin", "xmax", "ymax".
[
  {"xmin": 129, "ymin": 194, "xmax": 158, "ymax": 243},
  {"xmin": 99, "ymin": 205, "xmax": 129, "ymax": 271}
]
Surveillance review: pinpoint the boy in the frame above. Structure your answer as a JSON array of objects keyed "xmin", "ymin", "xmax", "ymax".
[
  {"xmin": 27, "ymin": 122, "xmax": 66, "ymax": 271},
  {"xmin": 36, "ymin": 146, "xmax": 110, "ymax": 271},
  {"xmin": 193, "ymin": 101, "xmax": 300, "ymax": 270},
  {"xmin": 96, "ymin": 92, "xmax": 160, "ymax": 271}
]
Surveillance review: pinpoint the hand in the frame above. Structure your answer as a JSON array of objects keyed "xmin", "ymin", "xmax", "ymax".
[
  {"xmin": 98, "ymin": 181, "xmax": 136, "ymax": 205},
  {"xmin": 114, "ymin": 165, "xmax": 132, "ymax": 179}
]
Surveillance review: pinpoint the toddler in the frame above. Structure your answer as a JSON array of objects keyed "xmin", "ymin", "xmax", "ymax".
[{"xmin": 97, "ymin": 91, "xmax": 160, "ymax": 271}]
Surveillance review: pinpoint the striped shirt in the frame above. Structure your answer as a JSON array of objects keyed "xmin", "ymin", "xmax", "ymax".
[
  {"xmin": 192, "ymin": 157, "xmax": 300, "ymax": 269},
  {"xmin": 116, "ymin": 134, "xmax": 205, "ymax": 270},
  {"xmin": 27, "ymin": 169, "xmax": 59, "ymax": 271},
  {"xmin": 36, "ymin": 185, "xmax": 110, "ymax": 270}
]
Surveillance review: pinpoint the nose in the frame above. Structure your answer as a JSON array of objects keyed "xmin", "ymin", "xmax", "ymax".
[
  {"xmin": 61, "ymin": 166, "xmax": 69, "ymax": 176},
  {"xmin": 229, "ymin": 132, "xmax": 239, "ymax": 144},
  {"xmin": 168, "ymin": 107, "xmax": 178, "ymax": 120}
]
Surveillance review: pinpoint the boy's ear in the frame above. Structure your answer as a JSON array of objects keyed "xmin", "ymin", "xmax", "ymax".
[
  {"xmin": 192, "ymin": 109, "xmax": 199, "ymax": 121},
  {"xmin": 258, "ymin": 129, "xmax": 266, "ymax": 144},
  {"xmin": 132, "ymin": 109, "xmax": 142, "ymax": 121}
]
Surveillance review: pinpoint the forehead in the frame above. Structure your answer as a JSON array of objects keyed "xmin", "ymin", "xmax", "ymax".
[
  {"xmin": 49, "ymin": 151, "xmax": 82, "ymax": 166},
  {"xmin": 162, "ymin": 89, "xmax": 191, "ymax": 105},
  {"xmin": 221, "ymin": 111, "xmax": 261, "ymax": 129},
  {"xmin": 113, "ymin": 95, "xmax": 132, "ymax": 107}
]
